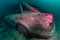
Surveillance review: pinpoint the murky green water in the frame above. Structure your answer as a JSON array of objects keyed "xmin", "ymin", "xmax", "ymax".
[{"xmin": 0, "ymin": 0, "xmax": 60, "ymax": 40}]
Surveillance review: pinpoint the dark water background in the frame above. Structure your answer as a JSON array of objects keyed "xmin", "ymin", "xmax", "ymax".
[{"xmin": 0, "ymin": 0, "xmax": 60, "ymax": 40}]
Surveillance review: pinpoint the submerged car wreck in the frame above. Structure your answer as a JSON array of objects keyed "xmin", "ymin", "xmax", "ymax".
[{"xmin": 4, "ymin": 2, "xmax": 55, "ymax": 40}]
